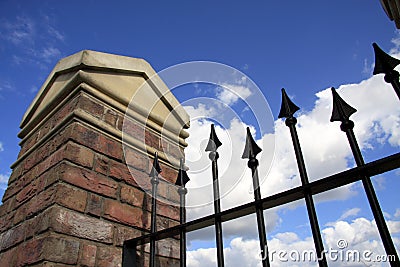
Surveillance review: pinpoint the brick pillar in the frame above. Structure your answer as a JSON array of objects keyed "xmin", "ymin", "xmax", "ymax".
[{"xmin": 0, "ymin": 50, "xmax": 189, "ymax": 266}]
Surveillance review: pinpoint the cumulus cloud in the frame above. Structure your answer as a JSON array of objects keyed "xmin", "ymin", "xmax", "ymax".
[
  {"xmin": 183, "ymin": 49, "xmax": 400, "ymax": 259},
  {"xmin": 216, "ymin": 83, "xmax": 252, "ymax": 106},
  {"xmin": 187, "ymin": 210, "xmax": 400, "ymax": 267},
  {"xmin": 0, "ymin": 142, "xmax": 3, "ymax": 152}
]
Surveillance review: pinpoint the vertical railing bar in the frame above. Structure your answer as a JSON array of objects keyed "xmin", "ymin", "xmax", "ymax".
[
  {"xmin": 279, "ymin": 88, "xmax": 328, "ymax": 267},
  {"xmin": 176, "ymin": 158, "xmax": 190, "ymax": 267},
  {"xmin": 206, "ymin": 124, "xmax": 225, "ymax": 267},
  {"xmin": 331, "ymin": 88, "xmax": 400, "ymax": 266},
  {"xmin": 149, "ymin": 152, "xmax": 161, "ymax": 267},
  {"xmin": 242, "ymin": 127, "xmax": 270, "ymax": 267}
]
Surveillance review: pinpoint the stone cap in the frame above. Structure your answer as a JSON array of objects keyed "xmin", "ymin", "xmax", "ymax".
[{"xmin": 21, "ymin": 50, "xmax": 190, "ymax": 139}]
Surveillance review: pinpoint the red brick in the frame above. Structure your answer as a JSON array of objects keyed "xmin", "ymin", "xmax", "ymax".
[
  {"xmin": 18, "ymin": 235, "xmax": 80, "ymax": 265},
  {"xmin": 65, "ymin": 142, "xmax": 94, "ymax": 168},
  {"xmin": 157, "ymin": 200, "xmax": 180, "ymax": 221},
  {"xmin": 103, "ymin": 199, "xmax": 143, "ymax": 227},
  {"xmin": 25, "ymin": 208, "xmax": 53, "ymax": 238},
  {"xmin": 96, "ymin": 246, "xmax": 122, "ymax": 267},
  {"xmin": 7, "ymin": 163, "xmax": 22, "ymax": 184},
  {"xmin": 120, "ymin": 184, "xmax": 145, "ymax": 207},
  {"xmin": 94, "ymin": 154, "xmax": 109, "ymax": 176},
  {"xmin": 77, "ymin": 94, "xmax": 105, "ymax": 119},
  {"xmin": 3, "ymin": 170, "xmax": 36, "ymax": 201},
  {"xmin": 35, "ymin": 147, "xmax": 64, "ymax": 178},
  {"xmin": 98, "ymin": 134, "xmax": 123, "ymax": 160},
  {"xmin": 104, "ymin": 108, "xmax": 118, "ymax": 127},
  {"xmin": 124, "ymin": 147, "xmax": 148, "ymax": 172},
  {"xmin": 126, "ymin": 167, "xmax": 149, "ymax": 190},
  {"xmin": 145, "ymin": 129, "xmax": 160, "ymax": 150},
  {"xmin": 0, "ymin": 246, "xmax": 18, "ymax": 267},
  {"xmin": 79, "ymin": 243, "xmax": 97, "ymax": 267},
  {"xmin": 0, "ymin": 223, "xmax": 26, "ymax": 251},
  {"xmin": 157, "ymin": 238, "xmax": 180, "ymax": 258},
  {"xmin": 0, "ymin": 210, "xmax": 15, "ymax": 232},
  {"xmin": 60, "ymin": 163, "xmax": 118, "ymax": 198},
  {"xmin": 158, "ymin": 256, "xmax": 180, "ymax": 267},
  {"xmin": 51, "ymin": 94, "xmax": 79, "ymax": 126},
  {"xmin": 15, "ymin": 177, "xmax": 43, "ymax": 205},
  {"xmin": 167, "ymin": 183, "xmax": 180, "ymax": 204},
  {"xmin": 109, "ymin": 160, "xmax": 132, "ymax": 182},
  {"xmin": 13, "ymin": 185, "xmax": 57, "ymax": 225},
  {"xmin": 157, "ymin": 180, "xmax": 168, "ymax": 199},
  {"xmin": 55, "ymin": 183, "xmax": 88, "ymax": 212},
  {"xmin": 71, "ymin": 123, "xmax": 100, "ymax": 151},
  {"xmin": 114, "ymin": 225, "xmax": 142, "ymax": 246},
  {"xmin": 159, "ymin": 163, "xmax": 178, "ymax": 183},
  {"xmin": 53, "ymin": 208, "xmax": 113, "ymax": 243},
  {"xmin": 122, "ymin": 118, "xmax": 144, "ymax": 137},
  {"xmin": 87, "ymin": 193, "xmax": 103, "ymax": 217},
  {"xmin": 19, "ymin": 131, "xmax": 39, "ymax": 157}
]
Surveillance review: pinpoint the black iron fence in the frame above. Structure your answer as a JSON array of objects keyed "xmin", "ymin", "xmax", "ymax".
[{"xmin": 122, "ymin": 43, "xmax": 400, "ymax": 267}]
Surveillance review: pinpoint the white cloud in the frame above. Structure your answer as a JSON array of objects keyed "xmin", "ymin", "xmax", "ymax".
[
  {"xmin": 395, "ymin": 209, "xmax": 400, "ymax": 218},
  {"xmin": 180, "ymin": 46, "xmax": 400, "ymax": 266},
  {"xmin": 187, "ymin": 211, "xmax": 400, "ymax": 267},
  {"xmin": 183, "ymin": 52, "xmax": 400, "ymax": 246},
  {"xmin": 0, "ymin": 173, "xmax": 9, "ymax": 191},
  {"xmin": 1, "ymin": 16, "xmax": 35, "ymax": 45},
  {"xmin": 41, "ymin": 46, "xmax": 61, "ymax": 62},
  {"xmin": 216, "ymin": 82, "xmax": 252, "ymax": 106},
  {"xmin": 1, "ymin": 14, "xmax": 65, "ymax": 73},
  {"xmin": 338, "ymin": 208, "xmax": 361, "ymax": 221},
  {"xmin": 0, "ymin": 142, "xmax": 3, "ymax": 152}
]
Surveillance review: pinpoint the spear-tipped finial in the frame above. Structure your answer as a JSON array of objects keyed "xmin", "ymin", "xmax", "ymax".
[
  {"xmin": 149, "ymin": 152, "xmax": 162, "ymax": 177},
  {"xmin": 242, "ymin": 127, "xmax": 262, "ymax": 159},
  {"xmin": 330, "ymin": 88, "xmax": 357, "ymax": 122},
  {"xmin": 278, "ymin": 88, "xmax": 300, "ymax": 119},
  {"xmin": 205, "ymin": 124, "xmax": 222, "ymax": 152},
  {"xmin": 175, "ymin": 158, "xmax": 190, "ymax": 186},
  {"xmin": 373, "ymin": 43, "xmax": 400, "ymax": 75}
]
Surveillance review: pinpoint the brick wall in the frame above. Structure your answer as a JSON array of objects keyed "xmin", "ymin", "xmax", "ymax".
[{"xmin": 0, "ymin": 55, "xmax": 187, "ymax": 267}]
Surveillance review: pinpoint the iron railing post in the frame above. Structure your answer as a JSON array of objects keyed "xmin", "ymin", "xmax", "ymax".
[
  {"xmin": 279, "ymin": 88, "xmax": 328, "ymax": 267},
  {"xmin": 372, "ymin": 43, "xmax": 400, "ymax": 100},
  {"xmin": 149, "ymin": 152, "xmax": 161, "ymax": 267},
  {"xmin": 242, "ymin": 127, "xmax": 270, "ymax": 267},
  {"xmin": 205, "ymin": 124, "xmax": 225, "ymax": 267},
  {"xmin": 330, "ymin": 88, "xmax": 400, "ymax": 266},
  {"xmin": 175, "ymin": 158, "xmax": 190, "ymax": 267}
]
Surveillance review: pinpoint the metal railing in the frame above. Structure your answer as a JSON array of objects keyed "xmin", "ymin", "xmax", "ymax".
[{"xmin": 122, "ymin": 43, "xmax": 400, "ymax": 267}]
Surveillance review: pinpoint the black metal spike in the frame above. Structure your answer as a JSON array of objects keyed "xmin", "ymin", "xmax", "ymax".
[
  {"xmin": 242, "ymin": 127, "xmax": 262, "ymax": 159},
  {"xmin": 373, "ymin": 43, "xmax": 400, "ymax": 75},
  {"xmin": 149, "ymin": 152, "xmax": 162, "ymax": 177},
  {"xmin": 205, "ymin": 124, "xmax": 222, "ymax": 152},
  {"xmin": 278, "ymin": 88, "xmax": 300, "ymax": 118},
  {"xmin": 330, "ymin": 88, "xmax": 357, "ymax": 122},
  {"xmin": 175, "ymin": 159, "xmax": 190, "ymax": 186}
]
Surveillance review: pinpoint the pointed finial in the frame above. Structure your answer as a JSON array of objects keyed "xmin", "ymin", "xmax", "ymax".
[
  {"xmin": 278, "ymin": 88, "xmax": 300, "ymax": 118},
  {"xmin": 330, "ymin": 88, "xmax": 357, "ymax": 122},
  {"xmin": 373, "ymin": 43, "xmax": 400, "ymax": 75},
  {"xmin": 175, "ymin": 158, "xmax": 190, "ymax": 186},
  {"xmin": 242, "ymin": 127, "xmax": 262, "ymax": 159},
  {"xmin": 205, "ymin": 124, "xmax": 222, "ymax": 152},
  {"xmin": 149, "ymin": 152, "xmax": 162, "ymax": 177}
]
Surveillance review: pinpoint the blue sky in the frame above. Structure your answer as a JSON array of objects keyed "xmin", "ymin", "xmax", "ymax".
[{"xmin": 1, "ymin": 1, "xmax": 400, "ymax": 266}]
